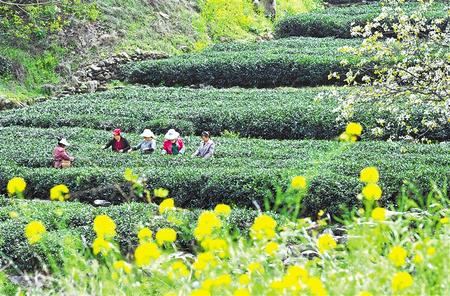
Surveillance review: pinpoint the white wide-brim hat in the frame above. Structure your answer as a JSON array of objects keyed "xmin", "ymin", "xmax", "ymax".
[
  {"xmin": 165, "ymin": 129, "xmax": 180, "ymax": 140},
  {"xmin": 140, "ymin": 129, "xmax": 156, "ymax": 138},
  {"xmin": 59, "ymin": 138, "xmax": 70, "ymax": 146}
]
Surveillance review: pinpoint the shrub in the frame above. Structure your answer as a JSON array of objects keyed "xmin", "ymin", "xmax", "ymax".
[
  {"xmin": 274, "ymin": 2, "xmax": 447, "ymax": 38},
  {"xmin": 0, "ymin": 126, "xmax": 448, "ymax": 217},
  {"xmin": 1, "ymin": 86, "xmax": 448, "ymax": 141},
  {"xmin": 121, "ymin": 37, "xmax": 360, "ymax": 88}
]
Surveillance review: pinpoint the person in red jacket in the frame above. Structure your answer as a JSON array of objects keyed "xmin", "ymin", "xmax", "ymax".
[
  {"xmin": 103, "ymin": 129, "xmax": 130, "ymax": 153},
  {"xmin": 53, "ymin": 138, "xmax": 75, "ymax": 168},
  {"xmin": 162, "ymin": 129, "xmax": 185, "ymax": 155}
]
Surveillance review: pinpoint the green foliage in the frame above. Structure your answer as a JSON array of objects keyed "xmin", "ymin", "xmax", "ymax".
[
  {"xmin": 274, "ymin": 1, "xmax": 447, "ymax": 38},
  {"xmin": 0, "ymin": 199, "xmax": 262, "ymax": 271},
  {"xmin": 0, "ymin": 0, "xmax": 99, "ymax": 42},
  {"xmin": 0, "ymin": 271, "xmax": 18, "ymax": 296},
  {"xmin": 122, "ymin": 37, "xmax": 360, "ymax": 88},
  {"xmin": 0, "ymin": 126, "xmax": 448, "ymax": 217},
  {"xmin": 2, "ymin": 86, "xmax": 448, "ymax": 141}
]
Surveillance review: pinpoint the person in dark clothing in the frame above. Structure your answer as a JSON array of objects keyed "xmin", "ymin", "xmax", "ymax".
[{"xmin": 102, "ymin": 128, "xmax": 130, "ymax": 153}]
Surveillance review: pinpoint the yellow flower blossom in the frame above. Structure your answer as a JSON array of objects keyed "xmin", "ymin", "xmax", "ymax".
[
  {"xmin": 250, "ymin": 214, "xmax": 277, "ymax": 240},
  {"xmin": 138, "ymin": 227, "xmax": 153, "ymax": 243},
  {"xmin": 360, "ymin": 167, "xmax": 380, "ymax": 183},
  {"xmin": 156, "ymin": 228, "xmax": 177, "ymax": 246},
  {"xmin": 439, "ymin": 216, "xmax": 449, "ymax": 224},
  {"xmin": 50, "ymin": 184, "xmax": 70, "ymax": 201},
  {"xmin": 239, "ymin": 274, "xmax": 251, "ymax": 285},
  {"xmin": 345, "ymin": 122, "xmax": 363, "ymax": 136},
  {"xmin": 307, "ymin": 276, "xmax": 327, "ymax": 296},
  {"xmin": 291, "ymin": 176, "xmax": 307, "ymax": 190},
  {"xmin": 7, "ymin": 177, "xmax": 26, "ymax": 195},
  {"xmin": 201, "ymin": 238, "xmax": 228, "ymax": 258},
  {"xmin": 24, "ymin": 220, "xmax": 46, "ymax": 244},
  {"xmin": 92, "ymin": 237, "xmax": 112, "ymax": 255},
  {"xmin": 154, "ymin": 188, "xmax": 169, "ymax": 198},
  {"xmin": 214, "ymin": 274, "xmax": 232, "ymax": 286},
  {"xmin": 168, "ymin": 260, "xmax": 190, "ymax": 279},
  {"xmin": 190, "ymin": 289, "xmax": 210, "ymax": 296},
  {"xmin": 113, "ymin": 260, "xmax": 132, "ymax": 274},
  {"xmin": 357, "ymin": 292, "xmax": 373, "ymax": 296},
  {"xmin": 192, "ymin": 252, "xmax": 217, "ymax": 274},
  {"xmin": 388, "ymin": 246, "xmax": 407, "ymax": 267},
  {"xmin": 264, "ymin": 241, "xmax": 279, "ymax": 256},
  {"xmin": 392, "ymin": 272, "xmax": 413, "ymax": 292},
  {"xmin": 317, "ymin": 233, "xmax": 337, "ymax": 254},
  {"xmin": 426, "ymin": 247, "xmax": 436, "ymax": 256},
  {"xmin": 233, "ymin": 288, "xmax": 251, "ymax": 296},
  {"xmin": 413, "ymin": 254, "xmax": 423, "ymax": 264},
  {"xmin": 287, "ymin": 265, "xmax": 309, "ymax": 282},
  {"xmin": 93, "ymin": 215, "xmax": 117, "ymax": 238},
  {"xmin": 371, "ymin": 207, "xmax": 386, "ymax": 221},
  {"xmin": 159, "ymin": 198, "xmax": 175, "ymax": 214},
  {"xmin": 214, "ymin": 204, "xmax": 231, "ymax": 216},
  {"xmin": 135, "ymin": 242, "xmax": 160, "ymax": 267},
  {"xmin": 194, "ymin": 211, "xmax": 222, "ymax": 241},
  {"xmin": 248, "ymin": 262, "xmax": 264, "ymax": 275},
  {"xmin": 362, "ymin": 183, "xmax": 382, "ymax": 201}
]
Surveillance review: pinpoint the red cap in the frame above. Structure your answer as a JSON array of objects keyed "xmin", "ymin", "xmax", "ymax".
[{"xmin": 113, "ymin": 128, "xmax": 121, "ymax": 136}]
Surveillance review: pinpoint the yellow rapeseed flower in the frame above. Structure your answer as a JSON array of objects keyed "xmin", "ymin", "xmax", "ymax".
[
  {"xmin": 371, "ymin": 207, "xmax": 386, "ymax": 221},
  {"xmin": 360, "ymin": 167, "xmax": 380, "ymax": 183},
  {"xmin": 264, "ymin": 241, "xmax": 279, "ymax": 256},
  {"xmin": 291, "ymin": 176, "xmax": 307, "ymax": 190},
  {"xmin": 159, "ymin": 198, "xmax": 175, "ymax": 214},
  {"xmin": 24, "ymin": 220, "xmax": 46, "ymax": 244},
  {"xmin": 357, "ymin": 292, "xmax": 373, "ymax": 296},
  {"xmin": 138, "ymin": 227, "xmax": 153, "ymax": 243},
  {"xmin": 346, "ymin": 122, "xmax": 363, "ymax": 136},
  {"xmin": 426, "ymin": 247, "xmax": 436, "ymax": 256},
  {"xmin": 317, "ymin": 233, "xmax": 337, "ymax": 254},
  {"xmin": 190, "ymin": 289, "xmax": 210, "ymax": 296},
  {"xmin": 201, "ymin": 238, "xmax": 228, "ymax": 258},
  {"xmin": 93, "ymin": 215, "xmax": 117, "ymax": 238},
  {"xmin": 50, "ymin": 184, "xmax": 70, "ymax": 201},
  {"xmin": 194, "ymin": 211, "xmax": 222, "ymax": 241},
  {"xmin": 168, "ymin": 260, "xmax": 190, "ymax": 279},
  {"xmin": 135, "ymin": 242, "xmax": 160, "ymax": 267},
  {"xmin": 307, "ymin": 276, "xmax": 328, "ymax": 296},
  {"xmin": 287, "ymin": 265, "xmax": 309, "ymax": 282},
  {"xmin": 250, "ymin": 214, "xmax": 277, "ymax": 240},
  {"xmin": 388, "ymin": 246, "xmax": 408, "ymax": 267},
  {"xmin": 238, "ymin": 274, "xmax": 251, "ymax": 285},
  {"xmin": 154, "ymin": 188, "xmax": 169, "ymax": 198},
  {"xmin": 413, "ymin": 254, "xmax": 423, "ymax": 264},
  {"xmin": 214, "ymin": 274, "xmax": 232, "ymax": 286},
  {"xmin": 155, "ymin": 228, "xmax": 177, "ymax": 246},
  {"xmin": 113, "ymin": 260, "xmax": 132, "ymax": 274},
  {"xmin": 248, "ymin": 262, "xmax": 264, "ymax": 275},
  {"xmin": 362, "ymin": 183, "xmax": 382, "ymax": 201},
  {"xmin": 192, "ymin": 252, "xmax": 217, "ymax": 274},
  {"xmin": 233, "ymin": 288, "xmax": 251, "ymax": 296},
  {"xmin": 7, "ymin": 177, "xmax": 26, "ymax": 195},
  {"xmin": 92, "ymin": 237, "xmax": 112, "ymax": 255},
  {"xmin": 439, "ymin": 216, "xmax": 449, "ymax": 224},
  {"xmin": 214, "ymin": 204, "xmax": 231, "ymax": 216},
  {"xmin": 391, "ymin": 272, "xmax": 413, "ymax": 292}
]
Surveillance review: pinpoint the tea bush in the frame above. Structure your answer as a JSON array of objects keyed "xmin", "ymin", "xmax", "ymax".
[
  {"xmin": 1, "ymin": 87, "xmax": 448, "ymax": 141},
  {"xmin": 0, "ymin": 126, "xmax": 448, "ymax": 216},
  {"xmin": 121, "ymin": 37, "xmax": 361, "ymax": 88},
  {"xmin": 274, "ymin": 2, "xmax": 447, "ymax": 38}
]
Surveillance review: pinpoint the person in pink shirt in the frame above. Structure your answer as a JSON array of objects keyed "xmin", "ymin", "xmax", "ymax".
[
  {"xmin": 53, "ymin": 138, "xmax": 75, "ymax": 168},
  {"xmin": 162, "ymin": 129, "xmax": 185, "ymax": 155}
]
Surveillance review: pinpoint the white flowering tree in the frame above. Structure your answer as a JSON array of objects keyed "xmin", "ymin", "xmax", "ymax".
[{"xmin": 331, "ymin": 0, "xmax": 449, "ymax": 141}]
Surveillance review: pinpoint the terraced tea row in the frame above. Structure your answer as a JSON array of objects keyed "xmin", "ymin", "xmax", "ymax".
[
  {"xmin": 275, "ymin": 2, "xmax": 447, "ymax": 38},
  {"xmin": 1, "ymin": 126, "xmax": 449, "ymax": 216},
  {"xmin": 121, "ymin": 37, "xmax": 361, "ymax": 88},
  {"xmin": 1, "ymin": 87, "xmax": 448, "ymax": 141}
]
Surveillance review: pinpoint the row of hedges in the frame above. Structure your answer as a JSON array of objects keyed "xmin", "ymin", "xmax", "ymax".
[
  {"xmin": 121, "ymin": 37, "xmax": 361, "ymax": 88},
  {"xmin": 1, "ymin": 86, "xmax": 449, "ymax": 141},
  {"xmin": 0, "ymin": 126, "xmax": 449, "ymax": 218},
  {"xmin": 274, "ymin": 2, "xmax": 448, "ymax": 38},
  {"xmin": 0, "ymin": 199, "xmax": 263, "ymax": 271}
]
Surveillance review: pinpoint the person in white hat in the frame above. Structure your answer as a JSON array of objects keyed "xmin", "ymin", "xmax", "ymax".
[
  {"xmin": 162, "ymin": 129, "xmax": 185, "ymax": 155},
  {"xmin": 53, "ymin": 137, "xmax": 75, "ymax": 168},
  {"xmin": 128, "ymin": 129, "xmax": 157, "ymax": 154}
]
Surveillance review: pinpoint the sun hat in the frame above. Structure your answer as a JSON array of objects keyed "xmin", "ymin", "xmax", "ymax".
[
  {"xmin": 113, "ymin": 128, "xmax": 121, "ymax": 136},
  {"xmin": 59, "ymin": 138, "xmax": 70, "ymax": 146},
  {"xmin": 141, "ymin": 129, "xmax": 156, "ymax": 138},
  {"xmin": 165, "ymin": 129, "xmax": 180, "ymax": 140}
]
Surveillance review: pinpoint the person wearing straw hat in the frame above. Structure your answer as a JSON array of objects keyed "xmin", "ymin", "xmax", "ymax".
[
  {"xmin": 103, "ymin": 128, "xmax": 130, "ymax": 153},
  {"xmin": 129, "ymin": 129, "xmax": 157, "ymax": 154},
  {"xmin": 53, "ymin": 137, "xmax": 75, "ymax": 168},
  {"xmin": 192, "ymin": 131, "xmax": 215, "ymax": 159},
  {"xmin": 162, "ymin": 129, "xmax": 185, "ymax": 155}
]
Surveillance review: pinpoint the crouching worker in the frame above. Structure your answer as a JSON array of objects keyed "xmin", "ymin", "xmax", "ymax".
[
  {"xmin": 129, "ymin": 129, "xmax": 156, "ymax": 154},
  {"xmin": 192, "ymin": 131, "xmax": 215, "ymax": 159},
  {"xmin": 162, "ymin": 129, "xmax": 185, "ymax": 155},
  {"xmin": 54, "ymin": 138, "xmax": 75, "ymax": 168},
  {"xmin": 103, "ymin": 128, "xmax": 130, "ymax": 153}
]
